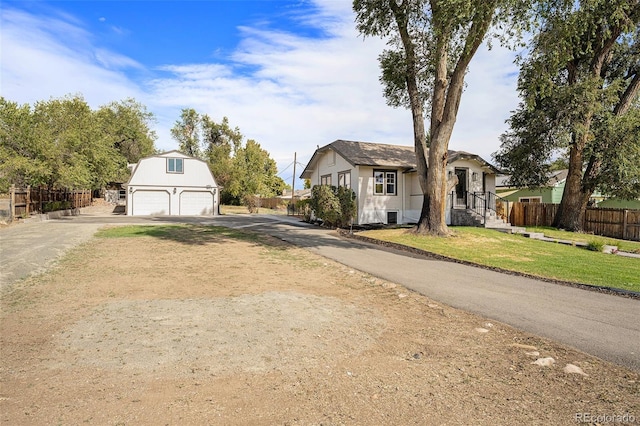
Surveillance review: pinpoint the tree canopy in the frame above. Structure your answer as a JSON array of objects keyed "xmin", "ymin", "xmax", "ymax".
[
  {"xmin": 170, "ymin": 110, "xmax": 286, "ymax": 205},
  {"xmin": 494, "ymin": 0, "xmax": 640, "ymax": 230},
  {"xmin": 0, "ymin": 95, "xmax": 157, "ymax": 192}
]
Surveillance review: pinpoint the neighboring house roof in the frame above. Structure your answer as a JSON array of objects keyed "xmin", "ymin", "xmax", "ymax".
[
  {"xmin": 497, "ymin": 169, "xmax": 568, "ymax": 189},
  {"xmin": 547, "ymin": 169, "xmax": 568, "ymax": 186},
  {"xmin": 301, "ymin": 140, "xmax": 500, "ymax": 179}
]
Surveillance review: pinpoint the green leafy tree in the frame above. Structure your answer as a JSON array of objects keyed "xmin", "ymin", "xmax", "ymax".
[
  {"xmin": 494, "ymin": 0, "xmax": 640, "ymax": 230},
  {"xmin": 0, "ymin": 95, "xmax": 158, "ymax": 192},
  {"xmin": 96, "ymin": 98, "xmax": 157, "ymax": 165},
  {"xmin": 170, "ymin": 108, "xmax": 201, "ymax": 158},
  {"xmin": 229, "ymin": 139, "xmax": 286, "ymax": 206},
  {"xmin": 353, "ymin": 0, "xmax": 531, "ymax": 235},
  {"xmin": 31, "ymin": 95, "xmax": 105, "ymax": 189},
  {"xmin": 170, "ymin": 111, "xmax": 285, "ymax": 207},
  {"xmin": 202, "ymin": 115, "xmax": 243, "ymax": 198},
  {"xmin": 0, "ymin": 98, "xmax": 50, "ymax": 190}
]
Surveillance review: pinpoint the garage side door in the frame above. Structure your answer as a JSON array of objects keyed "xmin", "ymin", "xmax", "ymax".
[
  {"xmin": 180, "ymin": 191, "xmax": 213, "ymax": 215},
  {"xmin": 132, "ymin": 190, "xmax": 170, "ymax": 215}
]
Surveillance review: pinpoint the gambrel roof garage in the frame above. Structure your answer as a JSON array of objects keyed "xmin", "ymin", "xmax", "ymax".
[{"xmin": 126, "ymin": 151, "xmax": 219, "ymax": 216}]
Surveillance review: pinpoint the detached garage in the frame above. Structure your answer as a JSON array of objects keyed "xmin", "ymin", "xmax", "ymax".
[{"xmin": 126, "ymin": 151, "xmax": 218, "ymax": 216}]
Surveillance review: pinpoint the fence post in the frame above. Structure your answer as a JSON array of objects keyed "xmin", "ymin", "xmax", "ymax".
[
  {"xmin": 623, "ymin": 209, "xmax": 629, "ymax": 241},
  {"xmin": 10, "ymin": 184, "xmax": 15, "ymax": 220},
  {"xmin": 26, "ymin": 185, "xmax": 31, "ymax": 217}
]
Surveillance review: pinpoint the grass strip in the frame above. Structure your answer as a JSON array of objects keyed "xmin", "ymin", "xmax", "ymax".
[{"xmin": 358, "ymin": 227, "xmax": 640, "ymax": 293}]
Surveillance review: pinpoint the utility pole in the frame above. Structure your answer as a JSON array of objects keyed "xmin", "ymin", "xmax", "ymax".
[{"xmin": 291, "ymin": 152, "xmax": 296, "ymax": 213}]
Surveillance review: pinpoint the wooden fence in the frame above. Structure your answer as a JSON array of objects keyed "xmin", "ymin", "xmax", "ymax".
[
  {"xmin": 505, "ymin": 202, "xmax": 640, "ymax": 241},
  {"xmin": 8, "ymin": 185, "xmax": 92, "ymax": 219}
]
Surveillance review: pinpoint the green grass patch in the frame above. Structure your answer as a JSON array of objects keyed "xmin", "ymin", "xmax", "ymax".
[
  {"xmin": 526, "ymin": 226, "xmax": 640, "ymax": 253},
  {"xmin": 359, "ymin": 227, "xmax": 640, "ymax": 293}
]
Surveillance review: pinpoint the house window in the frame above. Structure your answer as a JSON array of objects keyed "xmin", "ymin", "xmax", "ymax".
[
  {"xmin": 519, "ymin": 197, "xmax": 542, "ymax": 203},
  {"xmin": 374, "ymin": 170, "xmax": 397, "ymax": 195},
  {"xmin": 167, "ymin": 158, "xmax": 184, "ymax": 174},
  {"xmin": 321, "ymin": 174, "xmax": 332, "ymax": 186},
  {"xmin": 338, "ymin": 170, "xmax": 351, "ymax": 189}
]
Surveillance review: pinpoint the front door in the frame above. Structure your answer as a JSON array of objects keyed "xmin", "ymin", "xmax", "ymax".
[{"xmin": 454, "ymin": 168, "xmax": 467, "ymax": 207}]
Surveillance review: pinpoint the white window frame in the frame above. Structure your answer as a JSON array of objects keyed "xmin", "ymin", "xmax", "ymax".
[
  {"xmin": 374, "ymin": 170, "xmax": 397, "ymax": 195},
  {"xmin": 320, "ymin": 174, "xmax": 332, "ymax": 186},
  {"xmin": 338, "ymin": 170, "xmax": 351, "ymax": 189},
  {"xmin": 519, "ymin": 196, "xmax": 542, "ymax": 203},
  {"xmin": 167, "ymin": 158, "xmax": 184, "ymax": 174}
]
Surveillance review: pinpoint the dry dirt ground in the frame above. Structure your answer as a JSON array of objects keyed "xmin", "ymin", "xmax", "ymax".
[{"xmin": 1, "ymin": 222, "xmax": 639, "ymax": 425}]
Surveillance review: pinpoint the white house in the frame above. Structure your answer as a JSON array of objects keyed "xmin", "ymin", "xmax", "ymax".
[
  {"xmin": 300, "ymin": 140, "xmax": 501, "ymax": 226},
  {"xmin": 126, "ymin": 151, "xmax": 219, "ymax": 216}
]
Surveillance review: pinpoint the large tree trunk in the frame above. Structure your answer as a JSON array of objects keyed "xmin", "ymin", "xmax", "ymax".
[
  {"xmin": 553, "ymin": 140, "xmax": 589, "ymax": 230},
  {"xmin": 391, "ymin": 0, "xmax": 495, "ymax": 236}
]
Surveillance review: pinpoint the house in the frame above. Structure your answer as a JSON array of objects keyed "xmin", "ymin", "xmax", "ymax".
[
  {"xmin": 300, "ymin": 140, "xmax": 501, "ymax": 226},
  {"xmin": 497, "ymin": 169, "xmax": 604, "ymax": 205},
  {"xmin": 126, "ymin": 151, "xmax": 219, "ymax": 216},
  {"xmin": 496, "ymin": 169, "xmax": 568, "ymax": 203}
]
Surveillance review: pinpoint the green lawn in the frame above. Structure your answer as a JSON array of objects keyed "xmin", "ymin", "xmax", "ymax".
[
  {"xmin": 524, "ymin": 226, "xmax": 640, "ymax": 253},
  {"xmin": 358, "ymin": 227, "xmax": 640, "ymax": 293}
]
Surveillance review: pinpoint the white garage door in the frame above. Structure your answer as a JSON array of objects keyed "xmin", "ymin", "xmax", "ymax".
[
  {"xmin": 180, "ymin": 191, "xmax": 213, "ymax": 215},
  {"xmin": 132, "ymin": 190, "xmax": 170, "ymax": 215}
]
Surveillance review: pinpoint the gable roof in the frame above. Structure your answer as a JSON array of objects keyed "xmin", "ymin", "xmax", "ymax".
[
  {"xmin": 127, "ymin": 150, "xmax": 217, "ymax": 186},
  {"xmin": 330, "ymin": 139, "xmax": 416, "ymax": 168},
  {"xmin": 300, "ymin": 139, "xmax": 500, "ymax": 178},
  {"xmin": 497, "ymin": 169, "xmax": 568, "ymax": 189}
]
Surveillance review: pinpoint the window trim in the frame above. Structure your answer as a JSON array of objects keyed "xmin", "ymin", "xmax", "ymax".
[
  {"xmin": 519, "ymin": 196, "xmax": 542, "ymax": 203},
  {"xmin": 320, "ymin": 174, "xmax": 332, "ymax": 186},
  {"xmin": 374, "ymin": 170, "xmax": 397, "ymax": 196},
  {"xmin": 167, "ymin": 157, "xmax": 184, "ymax": 174},
  {"xmin": 338, "ymin": 170, "xmax": 351, "ymax": 189}
]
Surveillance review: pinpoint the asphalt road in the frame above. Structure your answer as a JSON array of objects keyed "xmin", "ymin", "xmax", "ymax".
[{"xmin": 1, "ymin": 210, "xmax": 638, "ymax": 373}]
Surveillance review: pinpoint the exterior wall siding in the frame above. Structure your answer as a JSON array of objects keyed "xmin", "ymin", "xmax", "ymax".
[
  {"xmin": 304, "ymin": 146, "xmax": 499, "ymax": 226},
  {"xmin": 126, "ymin": 152, "xmax": 218, "ymax": 216}
]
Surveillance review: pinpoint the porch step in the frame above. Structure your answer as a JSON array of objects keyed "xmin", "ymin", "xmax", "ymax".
[{"xmin": 487, "ymin": 226, "xmax": 527, "ymax": 234}]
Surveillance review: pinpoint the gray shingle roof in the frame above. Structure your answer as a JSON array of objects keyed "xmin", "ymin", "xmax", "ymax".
[
  {"xmin": 300, "ymin": 139, "xmax": 500, "ymax": 179},
  {"xmin": 329, "ymin": 139, "xmax": 416, "ymax": 168}
]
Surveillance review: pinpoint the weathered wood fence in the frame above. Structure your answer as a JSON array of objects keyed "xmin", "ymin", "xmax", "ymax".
[
  {"xmin": 504, "ymin": 202, "xmax": 640, "ymax": 241},
  {"xmin": 7, "ymin": 185, "xmax": 92, "ymax": 219}
]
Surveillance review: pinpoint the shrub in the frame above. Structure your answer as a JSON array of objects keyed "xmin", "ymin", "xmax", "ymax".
[
  {"xmin": 42, "ymin": 201, "xmax": 72, "ymax": 213},
  {"xmin": 309, "ymin": 185, "xmax": 356, "ymax": 228},
  {"xmin": 242, "ymin": 194, "xmax": 259, "ymax": 213}
]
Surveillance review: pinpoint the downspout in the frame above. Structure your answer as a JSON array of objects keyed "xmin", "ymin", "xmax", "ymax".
[{"xmin": 402, "ymin": 172, "xmax": 406, "ymax": 224}]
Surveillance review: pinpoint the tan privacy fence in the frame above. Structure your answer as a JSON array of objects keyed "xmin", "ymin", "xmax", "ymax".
[
  {"xmin": 504, "ymin": 202, "xmax": 640, "ymax": 241},
  {"xmin": 7, "ymin": 185, "xmax": 92, "ymax": 219}
]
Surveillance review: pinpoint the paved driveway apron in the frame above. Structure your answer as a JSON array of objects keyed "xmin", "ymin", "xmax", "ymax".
[{"xmin": 1, "ymin": 212, "xmax": 638, "ymax": 373}]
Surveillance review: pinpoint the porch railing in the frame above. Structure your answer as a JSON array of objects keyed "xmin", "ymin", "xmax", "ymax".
[{"xmin": 450, "ymin": 191, "xmax": 511, "ymax": 224}]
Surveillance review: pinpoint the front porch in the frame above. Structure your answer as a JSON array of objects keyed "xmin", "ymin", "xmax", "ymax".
[{"xmin": 450, "ymin": 191, "xmax": 523, "ymax": 232}]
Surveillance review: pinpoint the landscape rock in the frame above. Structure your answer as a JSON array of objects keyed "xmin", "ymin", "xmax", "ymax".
[
  {"xmin": 564, "ymin": 364, "xmax": 588, "ymax": 376},
  {"xmin": 532, "ymin": 357, "xmax": 556, "ymax": 367}
]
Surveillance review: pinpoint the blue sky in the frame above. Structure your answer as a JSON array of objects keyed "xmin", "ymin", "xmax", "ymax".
[{"xmin": 1, "ymin": 0, "xmax": 521, "ymax": 187}]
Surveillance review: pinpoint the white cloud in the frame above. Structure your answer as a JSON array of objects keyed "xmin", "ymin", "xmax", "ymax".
[
  {"xmin": 1, "ymin": 1, "xmax": 520, "ymax": 186},
  {"xmin": 1, "ymin": 8, "xmax": 143, "ymax": 105}
]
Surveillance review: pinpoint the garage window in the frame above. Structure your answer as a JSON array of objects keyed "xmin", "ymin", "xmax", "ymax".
[{"xmin": 167, "ymin": 158, "xmax": 184, "ymax": 174}]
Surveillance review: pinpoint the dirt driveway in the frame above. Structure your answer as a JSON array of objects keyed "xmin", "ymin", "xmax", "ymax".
[{"xmin": 1, "ymin": 222, "xmax": 638, "ymax": 425}]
